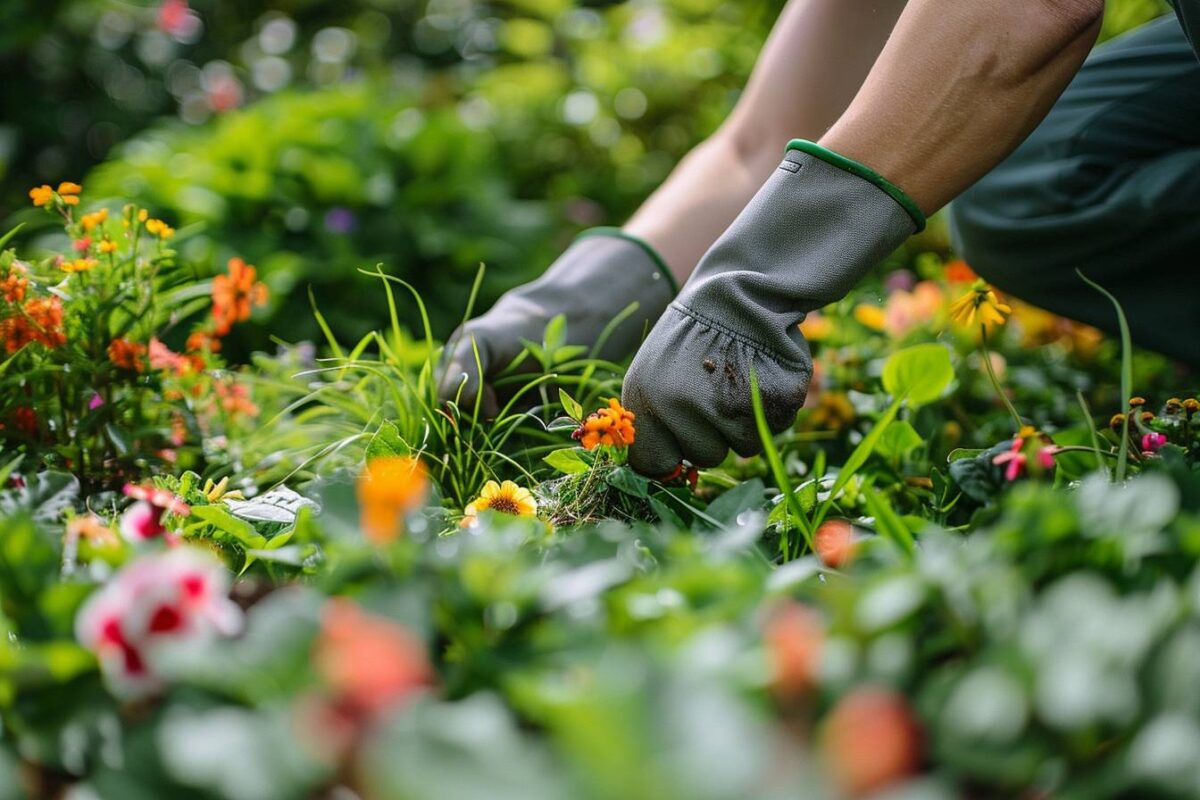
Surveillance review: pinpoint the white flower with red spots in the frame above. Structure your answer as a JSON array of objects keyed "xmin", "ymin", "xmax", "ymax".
[
  {"xmin": 119, "ymin": 482, "xmax": 190, "ymax": 542},
  {"xmin": 75, "ymin": 548, "xmax": 242, "ymax": 697}
]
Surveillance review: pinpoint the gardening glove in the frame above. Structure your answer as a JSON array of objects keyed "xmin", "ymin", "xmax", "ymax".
[
  {"xmin": 438, "ymin": 228, "xmax": 677, "ymax": 414},
  {"xmin": 622, "ymin": 140, "xmax": 926, "ymax": 476}
]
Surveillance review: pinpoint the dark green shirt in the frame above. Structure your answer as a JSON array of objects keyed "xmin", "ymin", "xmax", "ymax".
[{"xmin": 1171, "ymin": 0, "xmax": 1200, "ymax": 57}]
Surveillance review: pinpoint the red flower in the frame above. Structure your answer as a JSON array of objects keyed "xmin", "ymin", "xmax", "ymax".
[
  {"xmin": 211, "ymin": 257, "xmax": 267, "ymax": 335},
  {"xmin": 822, "ymin": 687, "xmax": 922, "ymax": 797}
]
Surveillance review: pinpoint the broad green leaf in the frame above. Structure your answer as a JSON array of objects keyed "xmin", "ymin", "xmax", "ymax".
[
  {"xmin": 605, "ymin": 467, "xmax": 649, "ymax": 499},
  {"xmin": 366, "ymin": 420, "xmax": 408, "ymax": 460},
  {"xmin": 544, "ymin": 448, "xmax": 590, "ymax": 475},
  {"xmin": 190, "ymin": 505, "xmax": 268, "ymax": 549},
  {"xmin": 876, "ymin": 419, "xmax": 924, "ymax": 459},
  {"xmin": 882, "ymin": 343, "xmax": 955, "ymax": 407}
]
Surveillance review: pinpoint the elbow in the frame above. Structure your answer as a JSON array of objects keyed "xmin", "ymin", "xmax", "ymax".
[
  {"xmin": 1035, "ymin": 0, "xmax": 1104, "ymax": 45},
  {"xmin": 714, "ymin": 114, "xmax": 794, "ymax": 184}
]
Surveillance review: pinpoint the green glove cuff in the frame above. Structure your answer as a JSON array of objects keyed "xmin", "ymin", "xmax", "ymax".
[
  {"xmin": 575, "ymin": 227, "xmax": 679, "ymax": 294},
  {"xmin": 786, "ymin": 139, "xmax": 926, "ymax": 233}
]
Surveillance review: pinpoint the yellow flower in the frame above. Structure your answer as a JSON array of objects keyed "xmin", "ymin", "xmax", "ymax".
[
  {"xmin": 462, "ymin": 480, "xmax": 537, "ymax": 527},
  {"xmin": 138, "ymin": 208, "xmax": 149, "ymax": 223},
  {"xmin": 81, "ymin": 208, "xmax": 109, "ymax": 231},
  {"xmin": 574, "ymin": 398, "xmax": 636, "ymax": 450},
  {"xmin": 949, "ymin": 280, "xmax": 1012, "ymax": 328},
  {"xmin": 202, "ymin": 476, "xmax": 245, "ymax": 503},
  {"xmin": 61, "ymin": 258, "xmax": 97, "ymax": 273},
  {"xmin": 357, "ymin": 456, "xmax": 430, "ymax": 545},
  {"xmin": 98, "ymin": 238, "xmax": 118, "ymax": 254},
  {"xmin": 144, "ymin": 218, "xmax": 175, "ymax": 239},
  {"xmin": 29, "ymin": 185, "xmax": 54, "ymax": 207},
  {"xmin": 853, "ymin": 304, "xmax": 886, "ymax": 332}
]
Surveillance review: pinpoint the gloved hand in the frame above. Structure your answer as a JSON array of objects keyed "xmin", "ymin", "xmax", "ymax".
[
  {"xmin": 438, "ymin": 228, "xmax": 676, "ymax": 413},
  {"xmin": 622, "ymin": 140, "xmax": 925, "ymax": 476}
]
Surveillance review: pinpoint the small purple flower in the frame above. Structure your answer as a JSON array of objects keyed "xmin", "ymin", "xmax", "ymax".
[
  {"xmin": 88, "ymin": 392, "xmax": 105, "ymax": 411},
  {"xmin": 1142, "ymin": 432, "xmax": 1167, "ymax": 455},
  {"xmin": 323, "ymin": 207, "xmax": 357, "ymax": 235}
]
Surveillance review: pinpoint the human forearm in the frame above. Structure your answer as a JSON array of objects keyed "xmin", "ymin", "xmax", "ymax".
[
  {"xmin": 823, "ymin": 0, "xmax": 1104, "ymax": 214},
  {"xmin": 625, "ymin": 0, "xmax": 908, "ymax": 283}
]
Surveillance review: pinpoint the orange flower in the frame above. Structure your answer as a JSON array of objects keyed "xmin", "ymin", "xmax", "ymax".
[
  {"xmin": 107, "ymin": 338, "xmax": 147, "ymax": 372},
  {"xmin": 315, "ymin": 598, "xmax": 433, "ymax": 717},
  {"xmin": 29, "ymin": 185, "xmax": 54, "ymax": 207},
  {"xmin": 943, "ymin": 259, "xmax": 977, "ymax": 284},
  {"xmin": 0, "ymin": 264, "xmax": 28, "ymax": 303},
  {"xmin": 799, "ymin": 311, "xmax": 834, "ymax": 342},
  {"xmin": 211, "ymin": 257, "xmax": 268, "ymax": 335},
  {"xmin": 186, "ymin": 329, "xmax": 222, "ymax": 353},
  {"xmin": 883, "ymin": 280, "xmax": 942, "ymax": 337},
  {"xmin": 80, "ymin": 208, "xmax": 109, "ymax": 231},
  {"xmin": 98, "ymin": 238, "xmax": 118, "ymax": 254},
  {"xmin": 356, "ymin": 456, "xmax": 430, "ymax": 544},
  {"xmin": 149, "ymin": 337, "xmax": 199, "ymax": 376},
  {"xmin": 852, "ymin": 303, "xmax": 886, "ymax": 332},
  {"xmin": 56, "ymin": 182, "xmax": 82, "ymax": 205},
  {"xmin": 822, "ymin": 687, "xmax": 921, "ymax": 797},
  {"xmin": 574, "ymin": 398, "xmax": 636, "ymax": 450},
  {"xmin": 2, "ymin": 297, "xmax": 66, "ymax": 352},
  {"xmin": 814, "ymin": 519, "xmax": 858, "ymax": 568},
  {"xmin": 764, "ymin": 602, "xmax": 824, "ymax": 698},
  {"xmin": 214, "ymin": 379, "xmax": 258, "ymax": 418}
]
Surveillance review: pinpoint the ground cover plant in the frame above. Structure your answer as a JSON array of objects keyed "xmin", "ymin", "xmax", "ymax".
[{"xmin": 1, "ymin": 178, "xmax": 1198, "ymax": 800}]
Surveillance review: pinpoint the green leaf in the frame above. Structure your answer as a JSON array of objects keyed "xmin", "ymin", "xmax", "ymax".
[
  {"xmin": 552, "ymin": 345, "xmax": 588, "ymax": 365},
  {"xmin": 190, "ymin": 505, "xmax": 268, "ymax": 549},
  {"xmin": 876, "ymin": 419, "xmax": 924, "ymax": 459},
  {"xmin": 863, "ymin": 486, "xmax": 915, "ymax": 554},
  {"xmin": 366, "ymin": 420, "xmax": 408, "ymax": 460},
  {"xmin": 543, "ymin": 313, "xmax": 567, "ymax": 353},
  {"xmin": 605, "ymin": 467, "xmax": 649, "ymax": 499},
  {"xmin": 882, "ymin": 343, "xmax": 955, "ymax": 407},
  {"xmin": 558, "ymin": 388, "xmax": 584, "ymax": 422},
  {"xmin": 544, "ymin": 448, "xmax": 590, "ymax": 475},
  {"xmin": 814, "ymin": 396, "xmax": 903, "ymax": 527},
  {"xmin": 705, "ymin": 478, "xmax": 766, "ymax": 527}
]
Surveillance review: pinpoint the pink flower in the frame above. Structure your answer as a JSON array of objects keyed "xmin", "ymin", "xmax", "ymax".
[
  {"xmin": 1037, "ymin": 445, "xmax": 1058, "ymax": 470},
  {"xmin": 88, "ymin": 392, "xmax": 104, "ymax": 411},
  {"xmin": 119, "ymin": 483, "xmax": 190, "ymax": 542},
  {"xmin": 1142, "ymin": 432, "xmax": 1167, "ymax": 455},
  {"xmin": 993, "ymin": 438, "xmax": 1027, "ymax": 481},
  {"xmin": 75, "ymin": 548, "xmax": 243, "ymax": 697},
  {"xmin": 73, "ymin": 238, "xmax": 92, "ymax": 253}
]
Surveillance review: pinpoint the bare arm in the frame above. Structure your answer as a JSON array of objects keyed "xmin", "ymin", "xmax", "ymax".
[
  {"xmin": 624, "ymin": 0, "xmax": 908, "ymax": 283},
  {"xmin": 823, "ymin": 0, "xmax": 1104, "ymax": 214}
]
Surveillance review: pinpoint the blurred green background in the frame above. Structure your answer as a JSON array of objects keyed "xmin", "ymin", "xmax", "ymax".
[{"xmin": 0, "ymin": 0, "xmax": 1171, "ymax": 350}]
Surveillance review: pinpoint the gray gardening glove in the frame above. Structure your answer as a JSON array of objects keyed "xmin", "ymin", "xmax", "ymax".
[
  {"xmin": 622, "ymin": 140, "xmax": 925, "ymax": 476},
  {"xmin": 439, "ymin": 228, "xmax": 676, "ymax": 413}
]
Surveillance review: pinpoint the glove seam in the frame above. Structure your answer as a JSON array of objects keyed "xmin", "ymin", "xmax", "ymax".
[
  {"xmin": 670, "ymin": 302, "xmax": 809, "ymax": 370},
  {"xmin": 575, "ymin": 227, "xmax": 680, "ymax": 295}
]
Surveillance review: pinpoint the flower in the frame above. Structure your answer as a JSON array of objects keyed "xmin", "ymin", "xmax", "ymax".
[
  {"xmin": 462, "ymin": 480, "xmax": 537, "ymax": 527},
  {"xmin": 119, "ymin": 483, "xmax": 190, "ymax": 541},
  {"xmin": 884, "ymin": 280, "xmax": 942, "ymax": 337},
  {"xmin": 314, "ymin": 598, "xmax": 432, "ymax": 717},
  {"xmin": 98, "ymin": 237, "xmax": 118, "ymax": 254},
  {"xmin": 992, "ymin": 432, "xmax": 1057, "ymax": 481},
  {"xmin": 356, "ymin": 456, "xmax": 430, "ymax": 544},
  {"xmin": 108, "ymin": 338, "xmax": 147, "ymax": 372},
  {"xmin": 144, "ymin": 218, "xmax": 175, "ymax": 239},
  {"xmin": 943, "ymin": 259, "xmax": 977, "ymax": 283},
  {"xmin": 214, "ymin": 378, "xmax": 259, "ymax": 418},
  {"xmin": 29, "ymin": 185, "xmax": 54, "ymax": 207},
  {"xmin": 949, "ymin": 280, "xmax": 1012, "ymax": 328},
  {"xmin": 61, "ymin": 257, "xmax": 97, "ymax": 273},
  {"xmin": 814, "ymin": 519, "xmax": 858, "ymax": 568},
  {"xmin": 764, "ymin": 602, "xmax": 824, "ymax": 698},
  {"xmin": 804, "ymin": 392, "xmax": 855, "ymax": 431},
  {"xmin": 852, "ymin": 303, "xmax": 886, "ymax": 332},
  {"xmin": 573, "ymin": 398, "xmax": 636, "ymax": 450},
  {"xmin": 799, "ymin": 311, "xmax": 833, "ymax": 342},
  {"xmin": 10, "ymin": 406, "xmax": 38, "ymax": 438},
  {"xmin": 211, "ymin": 257, "xmax": 268, "ymax": 335},
  {"xmin": 822, "ymin": 687, "xmax": 921, "ymax": 797},
  {"xmin": 1, "ymin": 296, "xmax": 67, "ymax": 352},
  {"xmin": 75, "ymin": 548, "xmax": 242, "ymax": 697},
  {"xmin": 80, "ymin": 208, "xmax": 109, "ymax": 231},
  {"xmin": 67, "ymin": 514, "xmax": 119, "ymax": 549},
  {"xmin": 56, "ymin": 182, "xmax": 82, "ymax": 205},
  {"xmin": 1142, "ymin": 432, "xmax": 1167, "ymax": 455},
  {"xmin": 187, "ymin": 329, "xmax": 222, "ymax": 353},
  {"xmin": 0, "ymin": 263, "xmax": 28, "ymax": 303},
  {"xmin": 149, "ymin": 337, "xmax": 200, "ymax": 376}
]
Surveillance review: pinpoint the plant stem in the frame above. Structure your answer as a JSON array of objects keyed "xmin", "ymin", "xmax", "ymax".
[{"xmin": 979, "ymin": 324, "xmax": 1023, "ymax": 431}]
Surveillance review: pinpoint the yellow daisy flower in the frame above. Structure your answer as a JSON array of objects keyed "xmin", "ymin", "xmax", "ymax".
[
  {"xmin": 61, "ymin": 258, "xmax": 97, "ymax": 273},
  {"xmin": 948, "ymin": 280, "xmax": 1012, "ymax": 328},
  {"xmin": 462, "ymin": 480, "xmax": 537, "ymax": 527}
]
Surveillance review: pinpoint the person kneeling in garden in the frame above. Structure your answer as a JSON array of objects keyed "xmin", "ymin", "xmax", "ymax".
[{"xmin": 441, "ymin": 0, "xmax": 1200, "ymax": 477}]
